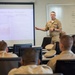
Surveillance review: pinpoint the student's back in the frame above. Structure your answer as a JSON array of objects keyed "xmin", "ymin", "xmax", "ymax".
[
  {"xmin": 0, "ymin": 51, "xmax": 18, "ymax": 57},
  {"xmin": 47, "ymin": 35, "xmax": 75, "ymax": 71},
  {"xmin": 8, "ymin": 65, "xmax": 53, "ymax": 74},
  {"xmin": 8, "ymin": 48, "xmax": 53, "ymax": 75}
]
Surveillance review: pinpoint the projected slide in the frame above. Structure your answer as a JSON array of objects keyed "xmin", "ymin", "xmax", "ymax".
[
  {"xmin": 0, "ymin": 3, "xmax": 34, "ymax": 46},
  {"xmin": 0, "ymin": 9, "xmax": 33, "ymax": 40}
]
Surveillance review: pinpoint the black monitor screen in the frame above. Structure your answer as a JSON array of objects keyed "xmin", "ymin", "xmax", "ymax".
[{"xmin": 13, "ymin": 43, "xmax": 32, "ymax": 55}]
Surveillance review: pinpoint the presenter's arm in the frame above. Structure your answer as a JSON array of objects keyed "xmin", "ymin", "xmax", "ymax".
[{"xmin": 35, "ymin": 27, "xmax": 46, "ymax": 31}]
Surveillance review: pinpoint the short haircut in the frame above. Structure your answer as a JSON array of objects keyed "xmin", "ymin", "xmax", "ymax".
[
  {"xmin": 60, "ymin": 35, "xmax": 73, "ymax": 50},
  {"xmin": 0, "ymin": 40, "xmax": 7, "ymax": 51},
  {"xmin": 22, "ymin": 48, "xmax": 39, "ymax": 65},
  {"xmin": 51, "ymin": 11, "xmax": 56, "ymax": 14}
]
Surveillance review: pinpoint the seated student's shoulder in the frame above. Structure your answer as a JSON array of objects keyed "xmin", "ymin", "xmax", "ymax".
[
  {"xmin": 8, "ymin": 68, "xmax": 18, "ymax": 75},
  {"xmin": 39, "ymin": 65, "xmax": 53, "ymax": 74},
  {"xmin": 6, "ymin": 52, "xmax": 18, "ymax": 57},
  {"xmin": 72, "ymin": 54, "xmax": 75, "ymax": 58}
]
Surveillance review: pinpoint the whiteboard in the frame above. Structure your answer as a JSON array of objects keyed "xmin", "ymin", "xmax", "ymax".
[{"xmin": 47, "ymin": 4, "xmax": 75, "ymax": 35}]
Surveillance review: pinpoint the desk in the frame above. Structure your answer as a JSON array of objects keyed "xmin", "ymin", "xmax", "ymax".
[
  {"xmin": 42, "ymin": 49, "xmax": 54, "ymax": 64},
  {"xmin": 41, "ymin": 37, "xmax": 61, "ymax": 54},
  {"xmin": 41, "ymin": 37, "xmax": 51, "ymax": 49},
  {"xmin": 42, "ymin": 55, "xmax": 51, "ymax": 64}
]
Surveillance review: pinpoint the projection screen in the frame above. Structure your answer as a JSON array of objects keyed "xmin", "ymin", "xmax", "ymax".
[{"xmin": 0, "ymin": 2, "xmax": 35, "ymax": 46}]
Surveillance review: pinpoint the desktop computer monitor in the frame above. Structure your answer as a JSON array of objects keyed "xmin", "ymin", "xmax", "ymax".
[{"xmin": 13, "ymin": 43, "xmax": 32, "ymax": 56}]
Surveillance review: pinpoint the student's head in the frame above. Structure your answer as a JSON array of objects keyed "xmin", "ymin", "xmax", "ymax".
[
  {"xmin": 21, "ymin": 48, "xmax": 40, "ymax": 66},
  {"xmin": 50, "ymin": 11, "xmax": 56, "ymax": 20},
  {"xmin": 59, "ymin": 35, "xmax": 73, "ymax": 51},
  {"xmin": 0, "ymin": 40, "xmax": 8, "ymax": 52}
]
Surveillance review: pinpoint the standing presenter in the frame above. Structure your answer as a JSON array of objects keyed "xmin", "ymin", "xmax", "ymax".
[{"xmin": 35, "ymin": 11, "xmax": 62, "ymax": 44}]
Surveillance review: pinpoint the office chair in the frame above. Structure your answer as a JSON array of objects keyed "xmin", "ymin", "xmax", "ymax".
[
  {"xmin": 19, "ymin": 47, "xmax": 42, "ymax": 64},
  {"xmin": 33, "ymin": 47, "xmax": 42, "ymax": 64},
  {"xmin": 55, "ymin": 59, "xmax": 75, "ymax": 75},
  {"xmin": 15, "ymin": 73, "xmax": 63, "ymax": 75},
  {"xmin": 49, "ymin": 73, "xmax": 63, "ymax": 75},
  {"xmin": 41, "ymin": 37, "xmax": 51, "ymax": 49},
  {"xmin": 71, "ymin": 35, "xmax": 75, "ymax": 53},
  {"xmin": 0, "ymin": 57, "xmax": 21, "ymax": 75},
  {"xmin": 71, "ymin": 45, "xmax": 75, "ymax": 53},
  {"xmin": 55, "ymin": 42, "xmax": 61, "ymax": 54}
]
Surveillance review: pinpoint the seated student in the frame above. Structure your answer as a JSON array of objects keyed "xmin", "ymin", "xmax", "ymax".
[
  {"xmin": 47, "ymin": 35, "xmax": 75, "ymax": 71},
  {"xmin": 8, "ymin": 48, "xmax": 53, "ymax": 75},
  {"xmin": 0, "ymin": 40, "xmax": 18, "ymax": 57}
]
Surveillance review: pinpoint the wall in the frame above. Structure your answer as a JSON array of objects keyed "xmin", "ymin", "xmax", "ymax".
[
  {"xmin": 35, "ymin": 0, "xmax": 75, "ymax": 46},
  {"xmin": 0, "ymin": 0, "xmax": 75, "ymax": 46}
]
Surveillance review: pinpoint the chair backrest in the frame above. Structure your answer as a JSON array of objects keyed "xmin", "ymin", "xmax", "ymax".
[
  {"xmin": 19, "ymin": 47, "xmax": 42, "ymax": 64},
  {"xmin": 0, "ymin": 57, "xmax": 21, "ymax": 75},
  {"xmin": 33, "ymin": 47, "xmax": 42, "ymax": 64},
  {"xmin": 15, "ymin": 73, "xmax": 63, "ymax": 75},
  {"xmin": 71, "ymin": 45, "xmax": 75, "ymax": 53},
  {"xmin": 55, "ymin": 59, "xmax": 75, "ymax": 75},
  {"xmin": 49, "ymin": 73, "xmax": 63, "ymax": 75},
  {"xmin": 41, "ymin": 37, "xmax": 51, "ymax": 49},
  {"xmin": 55, "ymin": 42, "xmax": 61, "ymax": 54},
  {"xmin": 13, "ymin": 43, "xmax": 32, "ymax": 55}
]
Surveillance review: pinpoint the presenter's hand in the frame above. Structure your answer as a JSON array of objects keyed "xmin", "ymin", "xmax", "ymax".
[
  {"xmin": 50, "ymin": 28, "xmax": 54, "ymax": 32},
  {"xmin": 35, "ymin": 27, "xmax": 45, "ymax": 31},
  {"xmin": 35, "ymin": 27, "xmax": 40, "ymax": 30}
]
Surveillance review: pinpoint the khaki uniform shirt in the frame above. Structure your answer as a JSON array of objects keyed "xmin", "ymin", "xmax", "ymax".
[
  {"xmin": 47, "ymin": 50, "xmax": 75, "ymax": 71},
  {"xmin": 0, "ymin": 51, "xmax": 18, "ymax": 57},
  {"xmin": 8, "ymin": 65, "xmax": 53, "ymax": 75},
  {"xmin": 45, "ymin": 19, "xmax": 62, "ymax": 43}
]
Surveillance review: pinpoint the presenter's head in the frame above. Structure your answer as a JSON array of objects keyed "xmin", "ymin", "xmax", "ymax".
[{"xmin": 50, "ymin": 11, "xmax": 56, "ymax": 20}]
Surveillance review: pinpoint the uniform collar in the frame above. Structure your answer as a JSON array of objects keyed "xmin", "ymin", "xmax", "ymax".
[
  {"xmin": 0, "ymin": 51, "xmax": 6, "ymax": 53},
  {"xmin": 60, "ymin": 50, "xmax": 74, "ymax": 54},
  {"xmin": 50, "ymin": 18, "xmax": 56, "ymax": 23}
]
